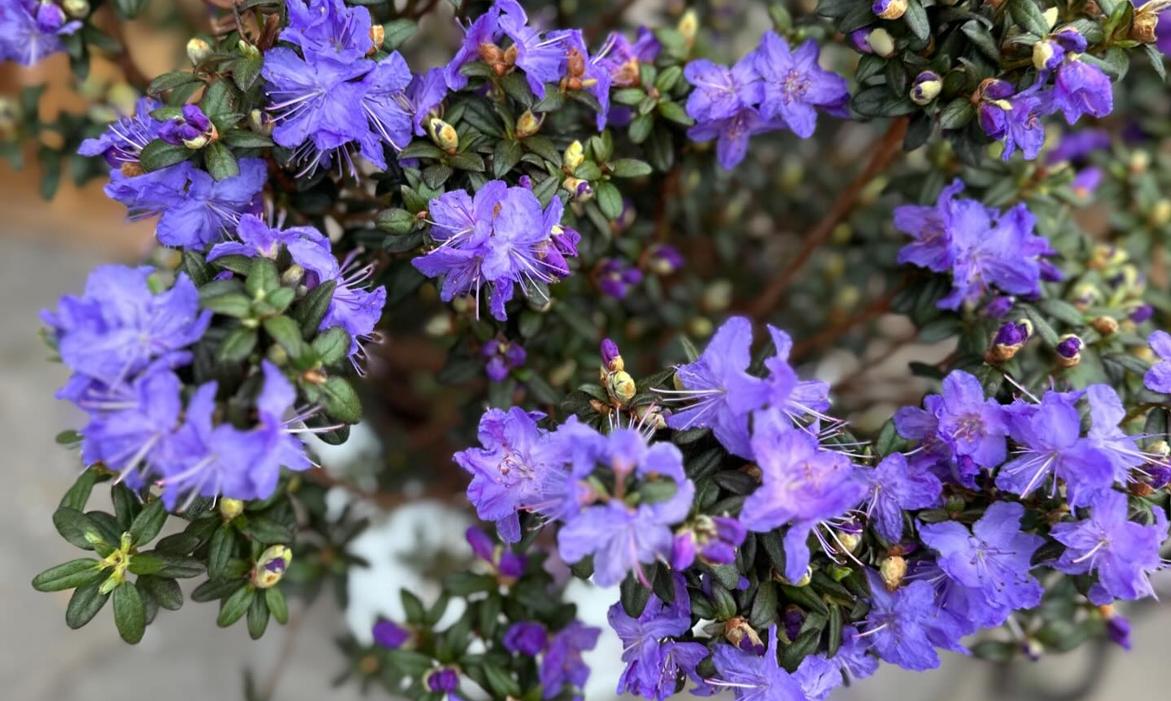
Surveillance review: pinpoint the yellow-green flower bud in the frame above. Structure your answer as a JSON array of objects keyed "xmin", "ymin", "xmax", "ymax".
[
  {"xmin": 868, "ymin": 28, "xmax": 896, "ymax": 58},
  {"xmin": 677, "ymin": 10, "xmax": 698, "ymax": 47},
  {"xmin": 63, "ymin": 0, "xmax": 90, "ymax": 19},
  {"xmin": 606, "ymin": 370, "xmax": 637, "ymax": 405},
  {"xmin": 563, "ymin": 140, "xmax": 585, "ymax": 170},
  {"xmin": 428, "ymin": 117, "xmax": 459, "ymax": 154},
  {"xmin": 219, "ymin": 498, "xmax": 245, "ymax": 521},
  {"xmin": 187, "ymin": 38, "xmax": 213, "ymax": 66},
  {"xmin": 516, "ymin": 110, "xmax": 542, "ymax": 138},
  {"xmin": 252, "ymin": 545, "xmax": 293, "ymax": 589},
  {"xmin": 880, "ymin": 555, "xmax": 907, "ymax": 590}
]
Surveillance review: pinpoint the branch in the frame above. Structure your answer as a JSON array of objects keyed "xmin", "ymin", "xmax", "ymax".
[{"xmin": 746, "ymin": 117, "xmax": 910, "ymax": 321}]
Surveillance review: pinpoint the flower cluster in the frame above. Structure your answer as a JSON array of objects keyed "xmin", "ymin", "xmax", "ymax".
[
  {"xmin": 894, "ymin": 180, "xmax": 1058, "ymax": 309},
  {"xmin": 413, "ymin": 180, "xmax": 579, "ymax": 321},
  {"xmin": 0, "ymin": 0, "xmax": 80, "ymax": 66},
  {"xmin": 684, "ymin": 31, "xmax": 848, "ymax": 169}
]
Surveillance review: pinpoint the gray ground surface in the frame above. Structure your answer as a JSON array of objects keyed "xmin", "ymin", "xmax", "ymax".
[{"xmin": 1, "ymin": 235, "xmax": 1165, "ymax": 700}]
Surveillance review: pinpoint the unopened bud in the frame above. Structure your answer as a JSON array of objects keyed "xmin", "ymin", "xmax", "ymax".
[
  {"xmin": 252, "ymin": 545, "xmax": 293, "ymax": 589},
  {"xmin": 880, "ymin": 556, "xmax": 907, "ymax": 590},
  {"xmin": 1130, "ymin": 150, "xmax": 1151, "ymax": 174},
  {"xmin": 428, "ymin": 117, "xmax": 459, "ymax": 154},
  {"xmin": 238, "ymin": 40, "xmax": 261, "ymax": 59},
  {"xmin": 516, "ymin": 110, "xmax": 542, "ymax": 138},
  {"xmin": 986, "ymin": 320, "xmax": 1032, "ymax": 363},
  {"xmin": 909, "ymin": 71, "xmax": 942, "ymax": 105},
  {"xmin": 63, "ymin": 0, "xmax": 90, "ymax": 19},
  {"xmin": 1132, "ymin": 9, "xmax": 1161, "ymax": 44},
  {"xmin": 1091, "ymin": 315, "xmax": 1119, "ymax": 336},
  {"xmin": 1032, "ymin": 39, "xmax": 1061, "ymax": 71},
  {"xmin": 724, "ymin": 617, "xmax": 764, "ymax": 652},
  {"xmin": 219, "ymin": 498, "xmax": 245, "ymax": 521},
  {"xmin": 677, "ymin": 10, "xmax": 698, "ymax": 47},
  {"xmin": 873, "ymin": 0, "xmax": 907, "ymax": 20},
  {"xmin": 186, "ymin": 37, "xmax": 213, "ymax": 66},
  {"xmin": 1150, "ymin": 199, "xmax": 1171, "ymax": 227},
  {"xmin": 600, "ymin": 338, "xmax": 624, "ymax": 372},
  {"xmin": 369, "ymin": 24, "xmax": 385, "ymax": 51},
  {"xmin": 868, "ymin": 28, "xmax": 896, "ymax": 58},
  {"xmin": 606, "ymin": 370, "xmax": 636, "ymax": 405},
  {"xmin": 1056, "ymin": 334, "xmax": 1083, "ymax": 368},
  {"xmin": 563, "ymin": 140, "xmax": 585, "ymax": 170},
  {"xmin": 835, "ymin": 531, "xmax": 862, "ymax": 554}
]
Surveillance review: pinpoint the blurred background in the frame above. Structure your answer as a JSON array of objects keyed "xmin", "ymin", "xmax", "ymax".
[{"xmin": 1, "ymin": 1, "xmax": 1168, "ymax": 700}]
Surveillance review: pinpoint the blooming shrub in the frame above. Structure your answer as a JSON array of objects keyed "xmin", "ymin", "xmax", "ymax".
[{"xmin": 7, "ymin": 0, "xmax": 1171, "ymax": 699}]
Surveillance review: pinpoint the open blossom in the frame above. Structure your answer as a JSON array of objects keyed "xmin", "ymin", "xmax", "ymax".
[
  {"xmin": 753, "ymin": 32, "xmax": 849, "ymax": 139},
  {"xmin": 977, "ymin": 80, "xmax": 1048, "ymax": 161},
  {"xmin": 996, "ymin": 390, "xmax": 1114, "ymax": 506},
  {"xmin": 105, "ymin": 158, "xmax": 267, "ymax": 249},
  {"xmin": 894, "ymin": 180, "xmax": 1055, "ymax": 309},
  {"xmin": 1143, "ymin": 330, "xmax": 1171, "ymax": 393},
  {"xmin": 609, "ymin": 574, "xmax": 707, "ymax": 700},
  {"xmin": 413, "ymin": 181, "xmax": 577, "ymax": 321},
  {"xmin": 538, "ymin": 621, "xmax": 601, "ymax": 699},
  {"xmin": 740, "ymin": 409, "xmax": 867, "ymax": 582},
  {"xmin": 0, "ymin": 0, "xmax": 81, "ymax": 66},
  {"xmin": 78, "ymin": 97, "xmax": 165, "ymax": 169},
  {"xmin": 861, "ymin": 571, "xmax": 961, "ymax": 670},
  {"xmin": 862, "ymin": 452, "xmax": 942, "ymax": 543},
  {"xmin": 920, "ymin": 503, "xmax": 1044, "ymax": 621},
  {"xmin": 934, "ymin": 370, "xmax": 1007, "ymax": 468},
  {"xmin": 557, "ymin": 429, "xmax": 694, "ymax": 586},
  {"xmin": 706, "ymin": 625, "xmax": 838, "ymax": 701},
  {"xmin": 282, "ymin": 0, "xmax": 373, "ymax": 60},
  {"xmin": 663, "ymin": 316, "xmax": 765, "ymax": 457},
  {"xmin": 1053, "ymin": 490, "xmax": 1167, "ymax": 603}
]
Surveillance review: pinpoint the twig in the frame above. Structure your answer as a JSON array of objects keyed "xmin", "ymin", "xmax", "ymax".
[{"xmin": 746, "ymin": 117, "xmax": 910, "ymax": 321}]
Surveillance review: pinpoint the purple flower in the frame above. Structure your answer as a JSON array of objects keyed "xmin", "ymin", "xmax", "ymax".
[
  {"xmin": 862, "ymin": 452, "xmax": 942, "ymax": 542},
  {"xmin": 1105, "ymin": 610, "xmax": 1132, "ymax": 650},
  {"xmin": 78, "ymin": 370, "xmax": 185, "ymax": 486},
  {"xmin": 551, "ymin": 28, "xmax": 613, "ymax": 130},
  {"xmin": 597, "ymin": 258, "xmax": 643, "ymax": 299},
  {"xmin": 595, "ymin": 28, "xmax": 659, "ymax": 88},
  {"xmin": 761, "ymin": 326, "xmax": 832, "ymax": 427},
  {"xmin": 499, "ymin": 2, "xmax": 563, "ymax": 99},
  {"xmin": 557, "ymin": 430, "xmax": 694, "ymax": 587},
  {"xmin": 683, "ymin": 54, "xmax": 761, "ymax": 124},
  {"xmin": 940, "ymin": 200, "xmax": 1050, "ymax": 309},
  {"xmin": 539, "ymin": 621, "xmax": 600, "ymax": 699},
  {"xmin": 830, "ymin": 626, "xmax": 878, "ymax": 682},
  {"xmin": 608, "ymin": 574, "xmax": 707, "ymax": 700},
  {"xmin": 1052, "ymin": 490, "xmax": 1167, "ymax": 603},
  {"xmin": 454, "ymin": 407, "xmax": 549, "ymax": 543},
  {"xmin": 1052, "ymin": 58, "xmax": 1113, "ymax": 125},
  {"xmin": 444, "ymin": 0, "xmax": 509, "ymax": 90},
  {"xmin": 406, "ymin": 67, "xmax": 448, "ymax": 135},
  {"xmin": 466, "ymin": 526, "xmax": 526, "ymax": 579},
  {"xmin": 1084, "ymin": 385, "xmax": 1145, "ymax": 484},
  {"xmin": 1143, "ymin": 330, "xmax": 1171, "ymax": 393},
  {"xmin": 482, "ymin": 339, "xmax": 526, "ymax": 381},
  {"xmin": 705, "ymin": 626, "xmax": 835, "ymax": 701},
  {"xmin": 686, "ymin": 106, "xmax": 781, "ymax": 170},
  {"xmin": 894, "ymin": 180, "xmax": 964, "ymax": 273},
  {"xmin": 978, "ymin": 81, "xmax": 1048, "ymax": 161},
  {"xmin": 281, "ymin": 0, "xmax": 374, "ymax": 61},
  {"xmin": 426, "ymin": 667, "xmax": 460, "ymax": 695},
  {"xmin": 671, "ymin": 515, "xmax": 746, "ymax": 570},
  {"xmin": 413, "ymin": 181, "xmax": 575, "ymax": 321},
  {"xmin": 503, "ymin": 621, "xmax": 548, "ymax": 656},
  {"xmin": 646, "ymin": 244, "xmax": 684, "ymax": 275},
  {"xmin": 359, "ymin": 51, "xmax": 415, "ymax": 155},
  {"xmin": 663, "ymin": 316, "xmax": 766, "ymax": 458},
  {"xmin": 935, "ymin": 370, "xmax": 1008, "ymax": 468},
  {"xmin": 78, "ymin": 97, "xmax": 165, "ymax": 169},
  {"xmin": 106, "ymin": 159, "xmax": 266, "ymax": 250},
  {"xmin": 159, "ymin": 105, "xmax": 214, "ymax": 147},
  {"xmin": 740, "ymin": 409, "xmax": 867, "ymax": 582},
  {"xmin": 860, "ymin": 571, "xmax": 954, "ymax": 670},
  {"xmin": 753, "ymin": 33, "xmax": 848, "ymax": 139},
  {"xmin": 42, "ymin": 265, "xmax": 211, "ymax": 396},
  {"xmin": 0, "ymin": 0, "xmax": 81, "ymax": 66},
  {"xmin": 919, "ymin": 502, "xmax": 1044, "ymax": 617},
  {"xmin": 1048, "ymin": 128, "xmax": 1110, "ymax": 164},
  {"xmin": 372, "ymin": 618, "xmax": 410, "ymax": 649},
  {"xmin": 996, "ymin": 390, "xmax": 1115, "ymax": 506}
]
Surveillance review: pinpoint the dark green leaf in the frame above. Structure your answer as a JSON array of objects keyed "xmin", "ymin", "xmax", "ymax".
[
  {"xmin": 218, "ymin": 585, "xmax": 253, "ymax": 627},
  {"xmin": 66, "ymin": 581, "xmax": 110, "ymax": 629},
  {"xmin": 139, "ymin": 140, "xmax": 191, "ymax": 172},
  {"xmin": 204, "ymin": 141, "xmax": 239, "ymax": 180},
  {"xmin": 129, "ymin": 499, "xmax": 167, "ymax": 546},
  {"xmin": 32, "ymin": 558, "xmax": 102, "ymax": 592},
  {"xmin": 113, "ymin": 583, "xmax": 147, "ymax": 643}
]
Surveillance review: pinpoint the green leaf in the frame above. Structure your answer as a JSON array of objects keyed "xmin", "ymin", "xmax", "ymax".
[
  {"xmin": 903, "ymin": 0, "xmax": 930, "ymax": 41},
  {"xmin": 218, "ymin": 585, "xmax": 253, "ymax": 627},
  {"xmin": 138, "ymin": 576, "xmax": 183, "ymax": 611},
  {"xmin": 139, "ymin": 140, "xmax": 191, "ymax": 172},
  {"xmin": 209, "ymin": 524, "xmax": 236, "ymax": 580},
  {"xmin": 382, "ymin": 19, "xmax": 417, "ymax": 50},
  {"xmin": 200, "ymin": 80, "xmax": 236, "ymax": 121},
  {"xmin": 263, "ymin": 315, "xmax": 307, "ymax": 358},
  {"xmin": 311, "ymin": 327, "xmax": 351, "ymax": 366},
  {"xmin": 232, "ymin": 54, "xmax": 264, "ymax": 92},
  {"xmin": 318, "ymin": 376, "xmax": 362, "ymax": 423},
  {"xmin": 218, "ymin": 327, "xmax": 259, "ymax": 363},
  {"xmin": 657, "ymin": 100, "xmax": 693, "ymax": 126},
  {"xmin": 221, "ymin": 130, "xmax": 274, "ymax": 149},
  {"xmin": 238, "ymin": 516, "xmax": 294, "ymax": 544},
  {"xmin": 620, "ymin": 572, "xmax": 652, "ymax": 618},
  {"xmin": 204, "ymin": 141, "xmax": 239, "ymax": 180},
  {"xmin": 265, "ymin": 587, "xmax": 289, "ymax": 625},
  {"xmin": 148, "ymin": 71, "xmax": 199, "ymax": 96},
  {"xmin": 595, "ymin": 181, "xmax": 623, "ymax": 219},
  {"xmin": 127, "ymin": 553, "xmax": 166, "ymax": 576},
  {"xmin": 1009, "ymin": 0, "xmax": 1050, "ymax": 37},
  {"xmin": 608, "ymin": 158, "xmax": 653, "ymax": 178},
  {"xmin": 201, "ymin": 291, "xmax": 253, "ymax": 318},
  {"xmin": 247, "ymin": 592, "xmax": 270, "ymax": 639},
  {"xmin": 293, "ymin": 279, "xmax": 336, "ymax": 335},
  {"xmin": 129, "ymin": 499, "xmax": 167, "ymax": 546},
  {"xmin": 32, "ymin": 559, "xmax": 102, "ymax": 592},
  {"xmin": 493, "ymin": 139, "xmax": 523, "ymax": 178},
  {"xmin": 401, "ymin": 589, "xmax": 426, "ymax": 624},
  {"xmin": 114, "ymin": 0, "xmax": 149, "ymax": 19},
  {"xmin": 52, "ymin": 507, "xmax": 105, "ymax": 550},
  {"xmin": 938, "ymin": 98, "xmax": 975, "ymax": 130},
  {"xmin": 629, "ymin": 113, "xmax": 654, "ymax": 144},
  {"xmin": 65, "ymin": 581, "xmax": 110, "ymax": 629},
  {"xmin": 113, "ymin": 583, "xmax": 147, "ymax": 644},
  {"xmin": 58, "ymin": 469, "xmax": 102, "ymax": 513}
]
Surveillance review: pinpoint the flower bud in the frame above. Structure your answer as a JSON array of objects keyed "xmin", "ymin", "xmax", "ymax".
[
  {"xmin": 848, "ymin": 29, "xmax": 874, "ymax": 54},
  {"xmin": 909, "ymin": 71, "xmax": 942, "ymax": 106},
  {"xmin": 647, "ymin": 244, "xmax": 684, "ymax": 275},
  {"xmin": 724, "ymin": 618, "xmax": 764, "ymax": 653},
  {"xmin": 879, "ymin": 555, "xmax": 907, "ymax": 590},
  {"xmin": 252, "ymin": 545, "xmax": 293, "ymax": 589},
  {"xmin": 677, "ymin": 10, "xmax": 698, "ymax": 47},
  {"xmin": 62, "ymin": 0, "xmax": 90, "ymax": 19},
  {"xmin": 601, "ymin": 338, "xmax": 624, "ymax": 372},
  {"xmin": 516, "ymin": 110, "xmax": 542, "ymax": 138},
  {"xmin": 1132, "ymin": 8, "xmax": 1162, "ymax": 44},
  {"xmin": 219, "ymin": 498, "xmax": 245, "ymax": 521},
  {"xmin": 426, "ymin": 668, "xmax": 460, "ymax": 693},
  {"xmin": 606, "ymin": 370, "xmax": 637, "ymax": 405},
  {"xmin": 1032, "ymin": 39, "xmax": 1062, "ymax": 71},
  {"xmin": 1130, "ymin": 304, "xmax": 1154, "ymax": 324},
  {"xmin": 369, "ymin": 24, "xmax": 385, "ymax": 51},
  {"xmin": 372, "ymin": 618, "xmax": 410, "ymax": 649},
  {"xmin": 1056, "ymin": 334, "xmax": 1083, "ymax": 368},
  {"xmin": 427, "ymin": 117, "xmax": 459, "ymax": 154},
  {"xmin": 1091, "ymin": 315, "xmax": 1119, "ymax": 336},
  {"xmin": 187, "ymin": 37, "xmax": 213, "ymax": 66},
  {"xmin": 1129, "ymin": 150, "xmax": 1151, "ymax": 174},
  {"xmin": 562, "ymin": 176, "xmax": 592, "ymax": 201},
  {"xmin": 238, "ymin": 40, "xmax": 261, "ymax": 59},
  {"xmin": 986, "ymin": 320, "xmax": 1031, "ymax": 363},
  {"xmin": 872, "ymin": 0, "xmax": 907, "ymax": 20},
  {"xmin": 563, "ymin": 140, "xmax": 585, "ymax": 171},
  {"xmin": 1150, "ymin": 199, "xmax": 1171, "ymax": 227},
  {"xmin": 868, "ymin": 28, "xmax": 896, "ymax": 58}
]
